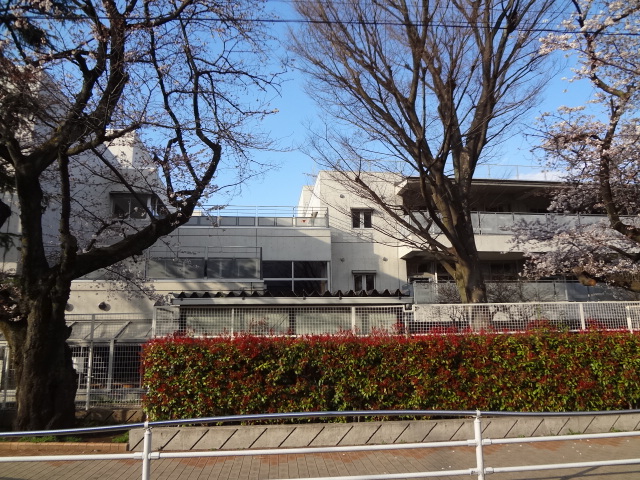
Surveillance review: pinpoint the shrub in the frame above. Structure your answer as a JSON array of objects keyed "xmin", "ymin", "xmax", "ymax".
[{"xmin": 141, "ymin": 331, "xmax": 640, "ymax": 420}]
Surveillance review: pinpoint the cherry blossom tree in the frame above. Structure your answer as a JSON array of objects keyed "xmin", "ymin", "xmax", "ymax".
[
  {"xmin": 515, "ymin": 0, "xmax": 640, "ymax": 292},
  {"xmin": 0, "ymin": 0, "xmax": 280, "ymax": 430}
]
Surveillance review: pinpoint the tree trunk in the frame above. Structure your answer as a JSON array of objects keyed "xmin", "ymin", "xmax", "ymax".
[
  {"xmin": 452, "ymin": 239, "xmax": 487, "ymax": 304},
  {"xmin": 444, "ymin": 204, "xmax": 487, "ymax": 304},
  {"xmin": 6, "ymin": 281, "xmax": 77, "ymax": 430}
]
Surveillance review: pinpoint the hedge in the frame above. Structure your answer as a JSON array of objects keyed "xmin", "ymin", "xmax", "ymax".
[{"xmin": 141, "ymin": 330, "xmax": 640, "ymax": 420}]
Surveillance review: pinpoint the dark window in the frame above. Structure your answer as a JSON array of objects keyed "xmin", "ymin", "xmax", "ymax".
[
  {"xmin": 263, "ymin": 261, "xmax": 292, "ymax": 278},
  {"xmin": 294, "ymin": 261, "xmax": 327, "ymax": 278},
  {"xmin": 263, "ymin": 261, "xmax": 329, "ymax": 295},
  {"xmin": 294, "ymin": 280, "xmax": 327, "ymax": 294},
  {"xmin": 351, "ymin": 209, "xmax": 373, "ymax": 228},
  {"xmin": 436, "ymin": 264, "xmax": 454, "ymax": 282},
  {"xmin": 354, "ymin": 273, "xmax": 375, "ymax": 291},
  {"xmin": 481, "ymin": 261, "xmax": 522, "ymax": 281},
  {"xmin": 111, "ymin": 193, "xmax": 166, "ymax": 219},
  {"xmin": 264, "ymin": 280, "xmax": 293, "ymax": 295},
  {"xmin": 112, "ymin": 193, "xmax": 149, "ymax": 219}
]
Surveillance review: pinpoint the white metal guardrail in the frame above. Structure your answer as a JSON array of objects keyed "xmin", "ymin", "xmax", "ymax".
[{"xmin": 1, "ymin": 410, "xmax": 640, "ymax": 480}]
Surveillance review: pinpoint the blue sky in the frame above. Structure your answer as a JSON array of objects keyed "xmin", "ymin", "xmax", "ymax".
[{"xmin": 219, "ymin": 2, "xmax": 593, "ymax": 207}]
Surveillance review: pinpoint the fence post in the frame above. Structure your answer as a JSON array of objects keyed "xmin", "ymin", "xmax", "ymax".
[
  {"xmin": 474, "ymin": 410, "xmax": 485, "ymax": 480},
  {"xmin": 579, "ymin": 304, "xmax": 586, "ymax": 331},
  {"xmin": 151, "ymin": 306, "xmax": 157, "ymax": 338},
  {"xmin": 231, "ymin": 307, "xmax": 235, "ymax": 336},
  {"xmin": 141, "ymin": 420, "xmax": 152, "ymax": 480},
  {"xmin": 351, "ymin": 307, "xmax": 357, "ymax": 334},
  {"xmin": 85, "ymin": 314, "xmax": 96, "ymax": 410},
  {"xmin": 1, "ymin": 347, "xmax": 8, "ymax": 409}
]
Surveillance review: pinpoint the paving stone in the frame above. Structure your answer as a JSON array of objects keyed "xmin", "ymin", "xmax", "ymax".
[
  {"xmin": 504, "ymin": 418, "xmax": 543, "ymax": 438},
  {"xmin": 423, "ymin": 420, "xmax": 464, "ymax": 442},
  {"xmin": 532, "ymin": 417, "xmax": 569, "ymax": 436},
  {"xmin": 560, "ymin": 416, "xmax": 594, "ymax": 435},
  {"xmin": 585, "ymin": 415, "xmax": 618, "ymax": 434},
  {"xmin": 309, "ymin": 424, "xmax": 353, "ymax": 447},
  {"xmin": 251, "ymin": 425, "xmax": 296, "ymax": 448},
  {"xmin": 611, "ymin": 414, "xmax": 640, "ymax": 433},
  {"xmin": 367, "ymin": 421, "xmax": 410, "ymax": 444},
  {"xmin": 280, "ymin": 425, "xmax": 325, "ymax": 448},
  {"xmin": 394, "ymin": 420, "xmax": 437, "ymax": 443},
  {"xmin": 481, "ymin": 418, "xmax": 517, "ymax": 439},
  {"xmin": 5, "ymin": 435, "xmax": 640, "ymax": 479},
  {"xmin": 339, "ymin": 423, "xmax": 380, "ymax": 445},
  {"xmin": 196, "ymin": 427, "xmax": 239, "ymax": 450},
  {"xmin": 221, "ymin": 426, "xmax": 267, "ymax": 450},
  {"xmin": 164, "ymin": 427, "xmax": 210, "ymax": 451}
]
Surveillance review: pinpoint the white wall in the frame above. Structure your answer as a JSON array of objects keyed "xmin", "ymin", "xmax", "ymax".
[{"xmin": 300, "ymin": 171, "xmax": 408, "ymax": 292}]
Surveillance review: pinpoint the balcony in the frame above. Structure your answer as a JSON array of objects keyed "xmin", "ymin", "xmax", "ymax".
[
  {"xmin": 182, "ymin": 206, "xmax": 329, "ymax": 228},
  {"xmin": 472, "ymin": 212, "xmax": 609, "ymax": 235},
  {"xmin": 407, "ymin": 211, "xmax": 637, "ymax": 235}
]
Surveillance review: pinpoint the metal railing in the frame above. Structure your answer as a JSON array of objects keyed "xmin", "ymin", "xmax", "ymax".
[
  {"xmin": 1, "ymin": 410, "xmax": 639, "ymax": 480},
  {"xmin": 154, "ymin": 301, "xmax": 640, "ymax": 337},
  {"xmin": 183, "ymin": 206, "xmax": 329, "ymax": 228},
  {"xmin": 407, "ymin": 211, "xmax": 640, "ymax": 236},
  {"xmin": 0, "ymin": 313, "xmax": 151, "ymax": 409}
]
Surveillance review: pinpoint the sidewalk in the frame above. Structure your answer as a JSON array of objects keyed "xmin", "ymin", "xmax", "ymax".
[{"xmin": 1, "ymin": 436, "xmax": 640, "ymax": 479}]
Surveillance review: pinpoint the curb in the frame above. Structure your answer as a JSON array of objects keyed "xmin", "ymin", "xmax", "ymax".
[
  {"xmin": 0, "ymin": 442, "xmax": 128, "ymax": 452},
  {"xmin": 129, "ymin": 413, "xmax": 640, "ymax": 452}
]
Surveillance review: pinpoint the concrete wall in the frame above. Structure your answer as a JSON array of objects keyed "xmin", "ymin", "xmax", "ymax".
[
  {"xmin": 129, "ymin": 413, "xmax": 640, "ymax": 452},
  {"xmin": 302, "ymin": 171, "xmax": 407, "ymax": 293}
]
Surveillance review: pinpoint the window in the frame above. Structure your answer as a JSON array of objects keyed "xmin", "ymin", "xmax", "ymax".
[
  {"xmin": 111, "ymin": 193, "xmax": 166, "ymax": 219},
  {"xmin": 353, "ymin": 272, "xmax": 375, "ymax": 291},
  {"xmin": 351, "ymin": 209, "xmax": 373, "ymax": 228},
  {"xmin": 146, "ymin": 258, "xmax": 205, "ymax": 279},
  {"xmin": 207, "ymin": 258, "xmax": 259, "ymax": 279},
  {"xmin": 435, "ymin": 263, "xmax": 454, "ymax": 283},
  {"xmin": 480, "ymin": 261, "xmax": 523, "ymax": 281},
  {"xmin": 146, "ymin": 256, "xmax": 259, "ymax": 279},
  {"xmin": 263, "ymin": 260, "xmax": 329, "ymax": 294}
]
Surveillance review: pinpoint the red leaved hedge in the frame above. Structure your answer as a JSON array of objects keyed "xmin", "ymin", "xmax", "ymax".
[{"xmin": 141, "ymin": 331, "xmax": 640, "ymax": 420}]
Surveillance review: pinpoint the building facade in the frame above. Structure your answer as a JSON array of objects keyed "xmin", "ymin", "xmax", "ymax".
[{"xmin": 3, "ymin": 147, "xmax": 637, "ymax": 319}]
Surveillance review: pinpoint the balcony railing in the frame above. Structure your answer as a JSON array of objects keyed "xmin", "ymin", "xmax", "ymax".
[
  {"xmin": 472, "ymin": 211, "xmax": 607, "ymax": 235},
  {"xmin": 183, "ymin": 206, "xmax": 329, "ymax": 228},
  {"xmin": 408, "ymin": 211, "xmax": 638, "ymax": 235}
]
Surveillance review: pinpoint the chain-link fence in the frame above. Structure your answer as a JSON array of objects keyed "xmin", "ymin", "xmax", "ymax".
[
  {"xmin": 1, "ymin": 301, "xmax": 639, "ymax": 410},
  {"xmin": 0, "ymin": 314, "xmax": 151, "ymax": 409},
  {"xmin": 155, "ymin": 301, "xmax": 640, "ymax": 336},
  {"xmin": 68, "ymin": 314, "xmax": 151, "ymax": 409},
  {"xmin": 154, "ymin": 305, "xmax": 409, "ymax": 336},
  {"xmin": 411, "ymin": 301, "xmax": 640, "ymax": 333}
]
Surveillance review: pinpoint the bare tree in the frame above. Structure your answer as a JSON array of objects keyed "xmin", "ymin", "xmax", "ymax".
[
  {"xmin": 0, "ymin": 0, "xmax": 280, "ymax": 430},
  {"xmin": 291, "ymin": 0, "xmax": 559, "ymax": 303}
]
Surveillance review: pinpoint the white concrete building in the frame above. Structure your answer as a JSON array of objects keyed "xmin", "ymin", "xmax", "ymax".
[
  {"xmin": 5, "ymin": 150, "xmax": 640, "ymax": 406},
  {"xmin": 3, "ymin": 143, "xmax": 636, "ymax": 319}
]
